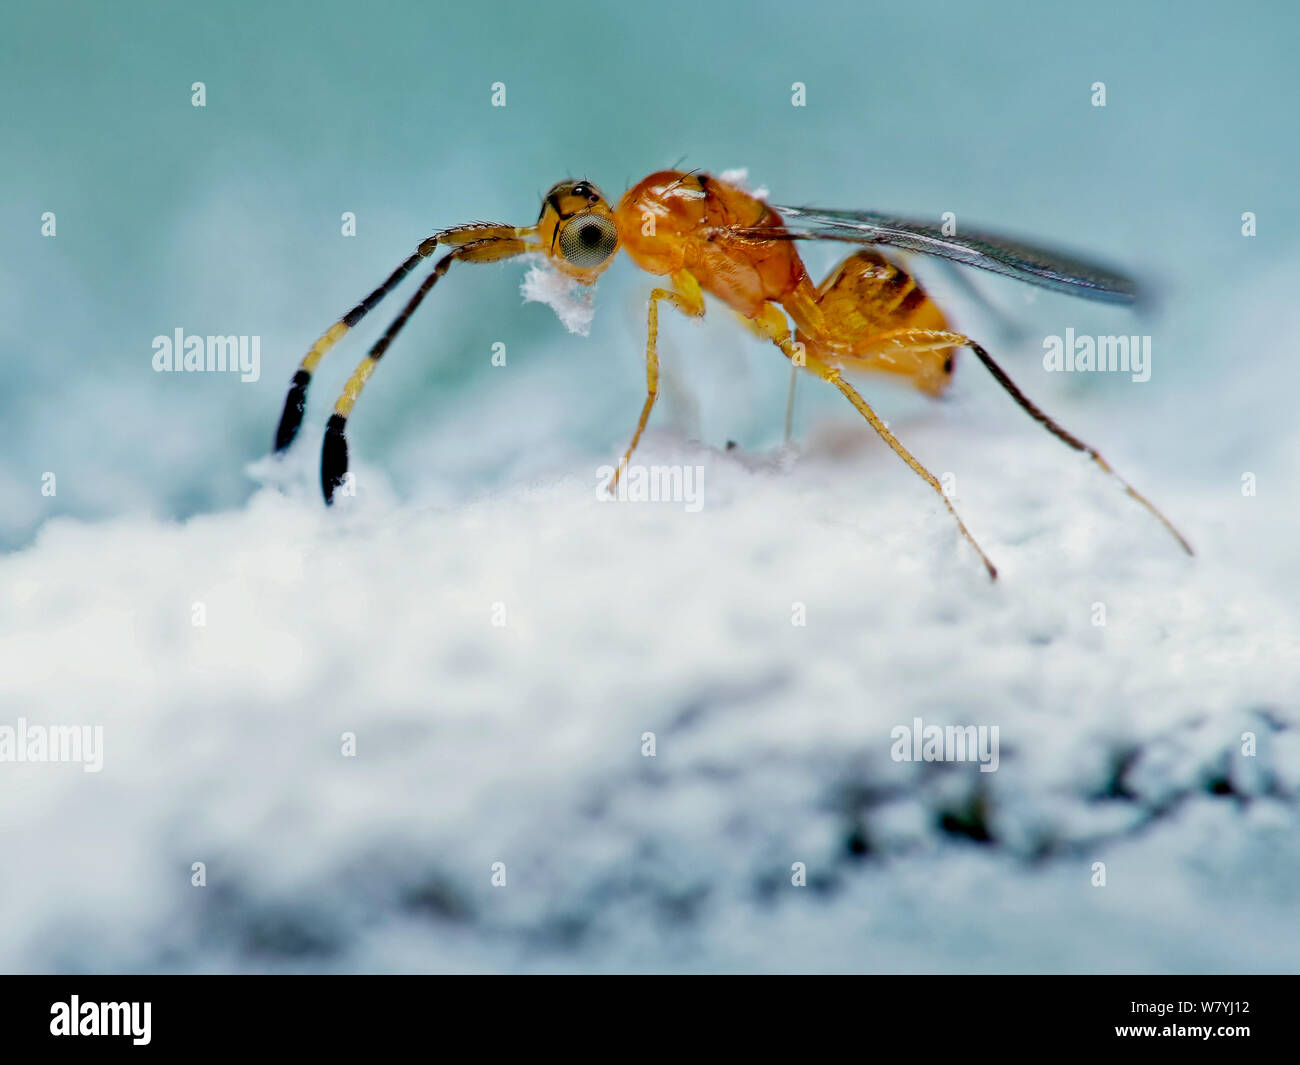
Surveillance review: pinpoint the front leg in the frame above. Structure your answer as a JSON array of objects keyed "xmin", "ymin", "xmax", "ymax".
[{"xmin": 607, "ymin": 270, "xmax": 705, "ymax": 492}]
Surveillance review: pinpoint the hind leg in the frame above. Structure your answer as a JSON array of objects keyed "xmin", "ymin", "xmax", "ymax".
[
  {"xmin": 751, "ymin": 303, "xmax": 999, "ymax": 580},
  {"xmin": 791, "ymin": 313, "xmax": 1194, "ymax": 555},
  {"xmin": 776, "ymin": 251, "xmax": 1191, "ymax": 558}
]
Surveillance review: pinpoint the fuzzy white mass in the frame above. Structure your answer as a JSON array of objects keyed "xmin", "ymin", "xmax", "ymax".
[
  {"xmin": 2, "ymin": 363, "xmax": 1297, "ymax": 972},
  {"xmin": 521, "ymin": 257, "xmax": 597, "ymax": 337}
]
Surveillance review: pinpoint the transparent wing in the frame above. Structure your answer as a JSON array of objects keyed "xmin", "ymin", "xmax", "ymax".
[{"xmin": 732, "ymin": 206, "xmax": 1138, "ymax": 305}]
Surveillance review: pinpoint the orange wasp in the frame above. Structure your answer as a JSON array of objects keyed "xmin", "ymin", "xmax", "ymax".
[{"xmin": 273, "ymin": 170, "xmax": 1192, "ymax": 579}]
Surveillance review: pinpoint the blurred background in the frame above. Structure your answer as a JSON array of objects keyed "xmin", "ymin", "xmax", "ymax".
[{"xmin": 2, "ymin": 0, "xmax": 1294, "ymax": 543}]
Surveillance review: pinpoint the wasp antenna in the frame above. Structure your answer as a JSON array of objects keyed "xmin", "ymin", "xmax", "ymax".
[
  {"xmin": 273, "ymin": 238, "xmax": 443, "ymax": 455},
  {"xmin": 318, "ymin": 228, "xmax": 537, "ymax": 504}
]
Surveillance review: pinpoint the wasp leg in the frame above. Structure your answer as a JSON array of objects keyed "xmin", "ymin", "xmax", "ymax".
[
  {"xmin": 607, "ymin": 270, "xmax": 706, "ymax": 493},
  {"xmin": 847, "ymin": 327, "xmax": 1193, "ymax": 556},
  {"xmin": 321, "ymin": 235, "xmax": 533, "ymax": 504},
  {"xmin": 733, "ymin": 309, "xmax": 798, "ymax": 444},
  {"xmin": 752, "ymin": 305, "xmax": 1000, "ymax": 580}
]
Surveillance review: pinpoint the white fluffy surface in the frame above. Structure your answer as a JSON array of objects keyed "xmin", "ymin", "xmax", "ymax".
[
  {"xmin": 2, "ymin": 386, "xmax": 1297, "ymax": 972},
  {"xmin": 520, "ymin": 258, "xmax": 597, "ymax": 337}
]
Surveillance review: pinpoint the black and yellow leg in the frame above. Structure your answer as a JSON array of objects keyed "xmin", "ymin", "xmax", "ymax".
[
  {"xmin": 752, "ymin": 306, "xmax": 1000, "ymax": 580},
  {"xmin": 320, "ymin": 235, "xmax": 533, "ymax": 504},
  {"xmin": 274, "ymin": 223, "xmax": 532, "ymax": 455},
  {"xmin": 608, "ymin": 270, "xmax": 706, "ymax": 492}
]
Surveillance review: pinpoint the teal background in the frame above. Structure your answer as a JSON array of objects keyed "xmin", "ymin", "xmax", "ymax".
[{"xmin": 1, "ymin": 0, "xmax": 1295, "ymax": 543}]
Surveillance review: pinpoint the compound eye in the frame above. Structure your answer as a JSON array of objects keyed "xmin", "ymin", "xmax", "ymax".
[{"xmin": 559, "ymin": 214, "xmax": 618, "ymax": 268}]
